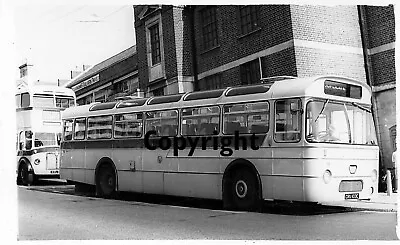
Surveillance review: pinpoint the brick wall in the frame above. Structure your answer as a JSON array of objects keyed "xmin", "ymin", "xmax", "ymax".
[
  {"xmin": 295, "ymin": 46, "xmax": 366, "ymax": 82},
  {"xmin": 261, "ymin": 48, "xmax": 297, "ymax": 78},
  {"xmin": 162, "ymin": 6, "xmax": 178, "ymax": 79},
  {"xmin": 370, "ymin": 50, "xmax": 396, "ymax": 85},
  {"xmin": 193, "ymin": 5, "xmax": 293, "ymax": 74},
  {"xmin": 291, "ymin": 5, "xmax": 363, "ymax": 47},
  {"xmin": 365, "ymin": 5, "xmax": 395, "ymax": 48}
]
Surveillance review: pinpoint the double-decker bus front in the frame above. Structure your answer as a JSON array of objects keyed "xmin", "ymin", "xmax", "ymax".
[
  {"xmin": 300, "ymin": 78, "xmax": 379, "ymax": 202},
  {"xmin": 16, "ymin": 85, "xmax": 76, "ymax": 185}
]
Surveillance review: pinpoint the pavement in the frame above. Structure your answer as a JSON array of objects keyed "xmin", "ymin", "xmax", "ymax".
[{"xmin": 322, "ymin": 192, "xmax": 398, "ymax": 212}]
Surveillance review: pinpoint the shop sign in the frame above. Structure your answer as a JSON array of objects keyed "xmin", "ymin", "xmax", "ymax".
[{"xmin": 72, "ymin": 74, "xmax": 100, "ymax": 91}]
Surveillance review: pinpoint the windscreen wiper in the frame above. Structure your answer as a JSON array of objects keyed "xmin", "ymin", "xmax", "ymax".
[
  {"xmin": 315, "ymin": 99, "xmax": 329, "ymax": 122},
  {"xmin": 351, "ymin": 102, "xmax": 371, "ymax": 113}
]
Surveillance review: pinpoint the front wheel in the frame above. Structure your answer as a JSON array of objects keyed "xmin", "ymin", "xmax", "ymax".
[
  {"xmin": 17, "ymin": 163, "xmax": 35, "ymax": 186},
  {"xmin": 228, "ymin": 169, "xmax": 260, "ymax": 211},
  {"xmin": 96, "ymin": 164, "xmax": 116, "ymax": 198}
]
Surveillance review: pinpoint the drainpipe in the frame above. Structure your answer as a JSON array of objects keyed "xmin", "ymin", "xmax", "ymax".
[
  {"xmin": 357, "ymin": 6, "xmax": 384, "ymax": 173},
  {"xmin": 188, "ymin": 6, "xmax": 199, "ymax": 91}
]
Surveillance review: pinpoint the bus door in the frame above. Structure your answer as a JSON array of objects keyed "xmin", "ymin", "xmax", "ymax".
[{"xmin": 272, "ymin": 98, "xmax": 304, "ymax": 200}]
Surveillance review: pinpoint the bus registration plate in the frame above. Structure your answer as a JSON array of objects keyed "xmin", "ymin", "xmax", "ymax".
[{"xmin": 345, "ymin": 193, "xmax": 359, "ymax": 200}]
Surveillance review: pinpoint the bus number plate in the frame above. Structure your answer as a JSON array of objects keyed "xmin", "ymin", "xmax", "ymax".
[{"xmin": 345, "ymin": 193, "xmax": 359, "ymax": 200}]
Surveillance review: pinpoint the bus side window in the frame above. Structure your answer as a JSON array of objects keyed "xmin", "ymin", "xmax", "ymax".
[
  {"xmin": 181, "ymin": 106, "xmax": 220, "ymax": 136},
  {"xmin": 87, "ymin": 116, "xmax": 112, "ymax": 140},
  {"xmin": 74, "ymin": 118, "xmax": 87, "ymax": 140},
  {"xmin": 145, "ymin": 110, "xmax": 178, "ymax": 137},
  {"xmin": 274, "ymin": 99, "xmax": 302, "ymax": 142},
  {"xmin": 223, "ymin": 101, "xmax": 269, "ymax": 135},
  {"xmin": 64, "ymin": 120, "xmax": 74, "ymax": 141},
  {"xmin": 114, "ymin": 113, "xmax": 143, "ymax": 138}
]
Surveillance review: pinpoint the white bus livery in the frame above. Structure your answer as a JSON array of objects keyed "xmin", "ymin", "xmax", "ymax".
[
  {"xmin": 16, "ymin": 84, "xmax": 76, "ymax": 185},
  {"xmin": 60, "ymin": 76, "xmax": 378, "ymax": 210}
]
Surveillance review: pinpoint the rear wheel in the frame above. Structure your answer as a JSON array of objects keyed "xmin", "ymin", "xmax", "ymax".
[
  {"xmin": 228, "ymin": 169, "xmax": 260, "ymax": 211},
  {"xmin": 96, "ymin": 164, "xmax": 116, "ymax": 198}
]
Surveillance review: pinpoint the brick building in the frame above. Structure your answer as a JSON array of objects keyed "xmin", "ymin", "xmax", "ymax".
[{"xmin": 133, "ymin": 5, "xmax": 395, "ymax": 170}]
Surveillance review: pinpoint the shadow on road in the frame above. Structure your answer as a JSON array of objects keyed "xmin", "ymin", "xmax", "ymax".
[{"xmin": 21, "ymin": 180, "xmax": 352, "ymax": 216}]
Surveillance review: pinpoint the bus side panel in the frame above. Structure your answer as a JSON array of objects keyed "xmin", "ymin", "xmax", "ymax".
[
  {"xmin": 176, "ymin": 149, "xmax": 221, "ymax": 173},
  {"xmin": 73, "ymin": 147, "xmax": 86, "ymax": 184},
  {"xmin": 118, "ymin": 171, "xmax": 143, "ymax": 193},
  {"xmin": 260, "ymin": 176, "xmax": 274, "ymax": 200},
  {"xmin": 141, "ymin": 149, "xmax": 178, "ymax": 194},
  {"xmin": 164, "ymin": 173, "xmax": 221, "ymax": 199},
  {"xmin": 142, "ymin": 171, "xmax": 164, "ymax": 194},
  {"xmin": 271, "ymin": 175, "xmax": 304, "ymax": 201},
  {"xmin": 112, "ymin": 146, "xmax": 143, "ymax": 193}
]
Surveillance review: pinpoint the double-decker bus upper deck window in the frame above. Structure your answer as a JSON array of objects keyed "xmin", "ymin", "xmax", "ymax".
[
  {"xmin": 56, "ymin": 97, "xmax": 75, "ymax": 109},
  {"xmin": 15, "ymin": 94, "xmax": 21, "ymax": 108},
  {"xmin": 87, "ymin": 116, "xmax": 113, "ymax": 140},
  {"xmin": 33, "ymin": 95, "xmax": 54, "ymax": 108},
  {"xmin": 114, "ymin": 113, "xmax": 143, "ymax": 138},
  {"xmin": 145, "ymin": 110, "xmax": 178, "ymax": 136},
  {"xmin": 223, "ymin": 101, "xmax": 269, "ymax": 135},
  {"xmin": 63, "ymin": 120, "xmax": 73, "ymax": 141},
  {"xmin": 181, "ymin": 106, "xmax": 220, "ymax": 136},
  {"xmin": 74, "ymin": 118, "xmax": 86, "ymax": 140},
  {"xmin": 274, "ymin": 99, "xmax": 302, "ymax": 142},
  {"xmin": 21, "ymin": 93, "xmax": 30, "ymax": 107}
]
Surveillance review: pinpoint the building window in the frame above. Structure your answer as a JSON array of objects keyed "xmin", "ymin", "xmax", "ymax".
[
  {"xmin": 114, "ymin": 80, "xmax": 129, "ymax": 94},
  {"xmin": 239, "ymin": 5, "xmax": 259, "ymax": 35},
  {"xmin": 240, "ymin": 59, "xmax": 261, "ymax": 85},
  {"xmin": 200, "ymin": 74, "xmax": 222, "ymax": 91},
  {"xmin": 149, "ymin": 24, "xmax": 161, "ymax": 65},
  {"xmin": 152, "ymin": 87, "xmax": 164, "ymax": 96},
  {"xmin": 201, "ymin": 7, "xmax": 219, "ymax": 50}
]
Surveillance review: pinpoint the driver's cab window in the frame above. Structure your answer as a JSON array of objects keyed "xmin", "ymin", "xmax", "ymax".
[
  {"xmin": 274, "ymin": 99, "xmax": 302, "ymax": 142},
  {"xmin": 19, "ymin": 130, "xmax": 32, "ymax": 150}
]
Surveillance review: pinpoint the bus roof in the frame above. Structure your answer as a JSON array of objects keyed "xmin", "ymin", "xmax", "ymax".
[
  {"xmin": 16, "ymin": 84, "xmax": 76, "ymax": 97},
  {"xmin": 62, "ymin": 75, "xmax": 372, "ymax": 119}
]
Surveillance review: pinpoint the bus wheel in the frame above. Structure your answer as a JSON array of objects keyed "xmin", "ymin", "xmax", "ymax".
[
  {"xmin": 229, "ymin": 169, "xmax": 260, "ymax": 211},
  {"xmin": 96, "ymin": 164, "xmax": 116, "ymax": 198},
  {"xmin": 18, "ymin": 163, "xmax": 35, "ymax": 186}
]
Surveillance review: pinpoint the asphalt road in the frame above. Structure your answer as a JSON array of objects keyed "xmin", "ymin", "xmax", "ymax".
[{"xmin": 17, "ymin": 180, "xmax": 398, "ymax": 240}]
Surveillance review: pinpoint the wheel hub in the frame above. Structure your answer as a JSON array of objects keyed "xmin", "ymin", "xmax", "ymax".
[{"xmin": 235, "ymin": 180, "xmax": 248, "ymax": 198}]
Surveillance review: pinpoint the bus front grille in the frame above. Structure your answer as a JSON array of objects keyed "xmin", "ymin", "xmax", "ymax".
[
  {"xmin": 339, "ymin": 180, "xmax": 363, "ymax": 192},
  {"xmin": 46, "ymin": 153, "xmax": 58, "ymax": 170}
]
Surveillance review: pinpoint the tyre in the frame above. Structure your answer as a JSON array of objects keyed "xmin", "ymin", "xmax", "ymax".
[
  {"xmin": 228, "ymin": 169, "xmax": 260, "ymax": 211},
  {"xmin": 96, "ymin": 164, "xmax": 116, "ymax": 198},
  {"xmin": 17, "ymin": 162, "xmax": 35, "ymax": 186}
]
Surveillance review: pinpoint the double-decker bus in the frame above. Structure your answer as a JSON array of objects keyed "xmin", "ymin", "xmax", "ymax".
[
  {"xmin": 16, "ymin": 84, "xmax": 76, "ymax": 185},
  {"xmin": 60, "ymin": 75, "xmax": 378, "ymax": 210}
]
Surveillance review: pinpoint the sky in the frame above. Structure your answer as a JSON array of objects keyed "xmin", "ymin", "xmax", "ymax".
[{"xmin": 13, "ymin": 3, "xmax": 136, "ymax": 83}]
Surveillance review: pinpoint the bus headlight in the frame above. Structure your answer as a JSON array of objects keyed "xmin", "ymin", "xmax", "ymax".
[
  {"xmin": 323, "ymin": 170, "xmax": 332, "ymax": 184},
  {"xmin": 371, "ymin": 169, "xmax": 377, "ymax": 182},
  {"xmin": 34, "ymin": 159, "xmax": 40, "ymax": 165}
]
